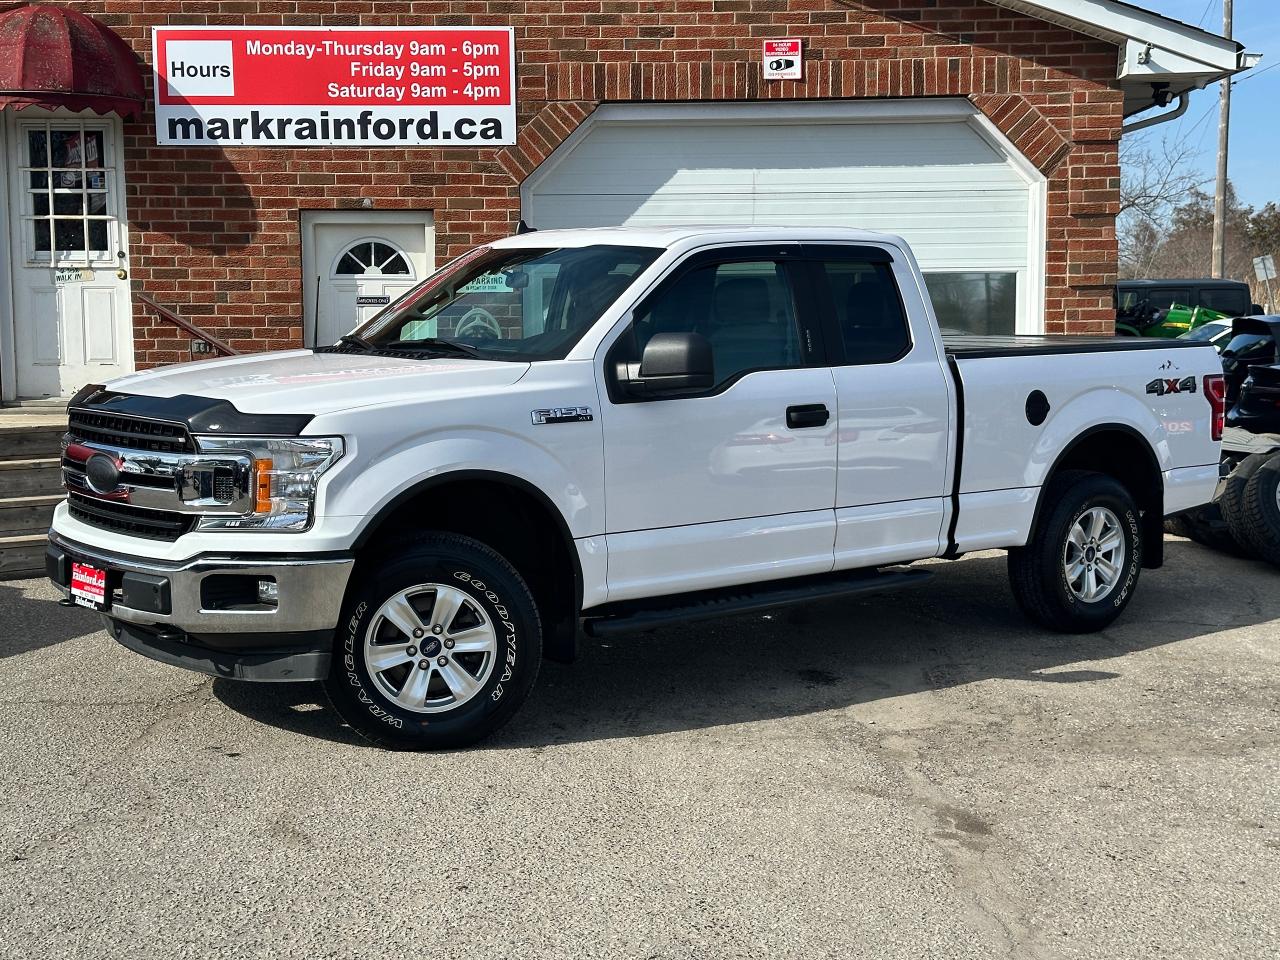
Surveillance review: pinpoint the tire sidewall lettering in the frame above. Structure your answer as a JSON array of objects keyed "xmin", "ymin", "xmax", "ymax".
[
  {"xmin": 1060, "ymin": 500, "xmax": 1141, "ymax": 611},
  {"xmin": 342, "ymin": 566, "xmax": 520, "ymax": 728}
]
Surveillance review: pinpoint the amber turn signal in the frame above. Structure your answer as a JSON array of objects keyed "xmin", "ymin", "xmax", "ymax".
[{"xmin": 254, "ymin": 458, "xmax": 274, "ymax": 513}]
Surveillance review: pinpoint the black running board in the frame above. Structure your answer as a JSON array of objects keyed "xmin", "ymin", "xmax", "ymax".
[{"xmin": 581, "ymin": 567, "xmax": 933, "ymax": 638}]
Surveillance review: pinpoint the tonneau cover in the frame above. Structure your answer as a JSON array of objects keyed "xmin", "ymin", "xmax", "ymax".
[{"xmin": 944, "ymin": 334, "xmax": 1209, "ymax": 360}]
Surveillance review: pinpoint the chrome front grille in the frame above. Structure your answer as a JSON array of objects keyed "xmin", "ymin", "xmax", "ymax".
[{"xmin": 63, "ymin": 408, "xmax": 255, "ymax": 539}]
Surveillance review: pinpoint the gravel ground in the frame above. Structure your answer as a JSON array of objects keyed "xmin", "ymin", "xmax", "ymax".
[{"xmin": 1, "ymin": 538, "xmax": 1277, "ymax": 960}]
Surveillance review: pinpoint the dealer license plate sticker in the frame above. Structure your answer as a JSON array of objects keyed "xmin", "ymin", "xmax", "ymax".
[{"xmin": 70, "ymin": 562, "xmax": 109, "ymax": 611}]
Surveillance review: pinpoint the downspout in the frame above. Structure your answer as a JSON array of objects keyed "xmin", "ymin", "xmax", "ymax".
[{"xmin": 1121, "ymin": 92, "xmax": 1190, "ymax": 135}]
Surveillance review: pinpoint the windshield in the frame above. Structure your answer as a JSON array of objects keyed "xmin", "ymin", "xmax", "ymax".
[{"xmin": 349, "ymin": 244, "xmax": 661, "ymax": 361}]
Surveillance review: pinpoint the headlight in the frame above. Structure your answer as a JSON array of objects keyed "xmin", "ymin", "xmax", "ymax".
[{"xmin": 193, "ymin": 436, "xmax": 344, "ymax": 532}]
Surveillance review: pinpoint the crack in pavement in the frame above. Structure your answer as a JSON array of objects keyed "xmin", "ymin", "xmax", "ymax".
[{"xmin": 4, "ymin": 680, "xmax": 214, "ymax": 865}]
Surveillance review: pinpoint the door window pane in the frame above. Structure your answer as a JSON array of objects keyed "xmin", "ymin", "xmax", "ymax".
[
  {"xmin": 27, "ymin": 130, "xmax": 47, "ymax": 166},
  {"xmin": 53, "ymin": 193, "xmax": 85, "ymax": 215},
  {"xmin": 924, "ymin": 272, "xmax": 1017, "ymax": 336},
  {"xmin": 1201, "ymin": 289, "xmax": 1250, "ymax": 316},
  {"xmin": 822, "ymin": 260, "xmax": 910, "ymax": 364},
  {"xmin": 87, "ymin": 220, "xmax": 109, "ymax": 252},
  {"xmin": 334, "ymin": 240, "xmax": 411, "ymax": 276},
  {"xmin": 634, "ymin": 260, "xmax": 801, "ymax": 385},
  {"xmin": 53, "ymin": 220, "xmax": 84, "ymax": 251}
]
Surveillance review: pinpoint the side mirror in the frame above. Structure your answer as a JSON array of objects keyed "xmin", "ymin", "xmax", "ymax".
[
  {"xmin": 618, "ymin": 332, "xmax": 714, "ymax": 396},
  {"xmin": 1251, "ymin": 304, "xmax": 1264, "ymax": 315}
]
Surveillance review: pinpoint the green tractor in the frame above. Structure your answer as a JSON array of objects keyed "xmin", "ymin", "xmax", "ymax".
[{"xmin": 1115, "ymin": 301, "xmax": 1231, "ymax": 338}]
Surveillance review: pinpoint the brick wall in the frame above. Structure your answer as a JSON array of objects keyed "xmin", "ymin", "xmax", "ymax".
[{"xmin": 68, "ymin": 0, "xmax": 1123, "ymax": 364}]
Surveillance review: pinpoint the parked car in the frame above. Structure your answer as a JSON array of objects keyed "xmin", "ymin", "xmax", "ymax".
[
  {"xmin": 1167, "ymin": 316, "xmax": 1280, "ymax": 561},
  {"xmin": 1116, "ymin": 278, "xmax": 1260, "ymax": 337},
  {"xmin": 1179, "ymin": 318, "xmax": 1235, "ymax": 351},
  {"xmin": 47, "ymin": 226, "xmax": 1223, "ymax": 749}
]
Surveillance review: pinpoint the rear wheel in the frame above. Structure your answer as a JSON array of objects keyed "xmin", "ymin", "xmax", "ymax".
[
  {"xmin": 1239, "ymin": 453, "xmax": 1280, "ymax": 566},
  {"xmin": 1008, "ymin": 471, "xmax": 1143, "ymax": 633},
  {"xmin": 324, "ymin": 533, "xmax": 541, "ymax": 750}
]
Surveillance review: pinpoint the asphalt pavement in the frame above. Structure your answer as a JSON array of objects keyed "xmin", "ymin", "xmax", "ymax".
[{"xmin": 1, "ymin": 538, "xmax": 1277, "ymax": 959}]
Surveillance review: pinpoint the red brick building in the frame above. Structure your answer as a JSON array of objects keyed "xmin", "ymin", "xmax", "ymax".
[{"xmin": 0, "ymin": 0, "xmax": 1252, "ymax": 400}]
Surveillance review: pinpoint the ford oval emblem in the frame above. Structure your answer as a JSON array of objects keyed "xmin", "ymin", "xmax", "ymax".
[{"xmin": 85, "ymin": 453, "xmax": 122, "ymax": 494}]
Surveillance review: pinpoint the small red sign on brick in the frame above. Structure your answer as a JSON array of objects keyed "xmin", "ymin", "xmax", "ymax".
[{"xmin": 762, "ymin": 38, "xmax": 802, "ymax": 81}]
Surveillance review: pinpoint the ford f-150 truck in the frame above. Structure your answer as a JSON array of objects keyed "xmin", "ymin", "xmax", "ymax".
[{"xmin": 46, "ymin": 227, "xmax": 1225, "ymax": 749}]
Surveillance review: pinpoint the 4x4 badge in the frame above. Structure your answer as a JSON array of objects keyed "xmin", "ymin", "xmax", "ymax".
[
  {"xmin": 531, "ymin": 406, "xmax": 593, "ymax": 425},
  {"xmin": 1146, "ymin": 376, "xmax": 1196, "ymax": 397}
]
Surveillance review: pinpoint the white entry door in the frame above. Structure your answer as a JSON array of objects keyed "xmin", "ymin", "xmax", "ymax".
[
  {"xmin": 303, "ymin": 213, "xmax": 433, "ymax": 347},
  {"xmin": 3, "ymin": 112, "xmax": 134, "ymax": 399}
]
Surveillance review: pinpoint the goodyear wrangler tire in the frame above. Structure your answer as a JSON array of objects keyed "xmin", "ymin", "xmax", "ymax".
[
  {"xmin": 323, "ymin": 533, "xmax": 541, "ymax": 750},
  {"xmin": 1007, "ymin": 471, "xmax": 1143, "ymax": 633}
]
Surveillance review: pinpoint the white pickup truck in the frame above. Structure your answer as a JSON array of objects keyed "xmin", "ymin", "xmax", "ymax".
[{"xmin": 47, "ymin": 226, "xmax": 1224, "ymax": 748}]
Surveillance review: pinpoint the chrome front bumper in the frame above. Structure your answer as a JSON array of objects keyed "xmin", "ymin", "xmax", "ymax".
[{"xmin": 47, "ymin": 531, "xmax": 354, "ymax": 635}]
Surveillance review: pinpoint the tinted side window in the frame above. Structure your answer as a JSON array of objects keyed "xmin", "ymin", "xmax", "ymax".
[
  {"xmin": 632, "ymin": 260, "xmax": 801, "ymax": 386},
  {"xmin": 1200, "ymin": 288, "xmax": 1250, "ymax": 316},
  {"xmin": 1149, "ymin": 288, "xmax": 1192, "ymax": 310},
  {"xmin": 824, "ymin": 260, "xmax": 910, "ymax": 363}
]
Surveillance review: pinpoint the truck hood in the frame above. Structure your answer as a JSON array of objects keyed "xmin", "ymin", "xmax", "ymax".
[{"xmin": 104, "ymin": 350, "xmax": 531, "ymax": 416}]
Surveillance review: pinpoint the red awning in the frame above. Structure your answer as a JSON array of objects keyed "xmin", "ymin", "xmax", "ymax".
[{"xmin": 0, "ymin": 4, "xmax": 144, "ymax": 119}]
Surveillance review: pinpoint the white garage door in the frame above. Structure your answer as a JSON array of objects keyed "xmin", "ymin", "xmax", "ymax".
[{"xmin": 522, "ymin": 101, "xmax": 1044, "ymax": 334}]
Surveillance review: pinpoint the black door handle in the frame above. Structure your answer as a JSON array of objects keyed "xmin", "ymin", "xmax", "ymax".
[{"xmin": 786, "ymin": 403, "xmax": 830, "ymax": 429}]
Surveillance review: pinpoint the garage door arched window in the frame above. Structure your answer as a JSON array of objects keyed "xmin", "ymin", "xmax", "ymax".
[{"xmin": 334, "ymin": 240, "xmax": 412, "ymax": 277}]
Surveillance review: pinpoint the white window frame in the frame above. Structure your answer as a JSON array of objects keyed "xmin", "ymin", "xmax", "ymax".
[{"xmin": 16, "ymin": 116, "xmax": 121, "ymax": 268}]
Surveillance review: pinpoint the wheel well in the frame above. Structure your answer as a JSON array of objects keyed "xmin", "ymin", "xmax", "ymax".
[
  {"xmin": 1045, "ymin": 427, "xmax": 1165, "ymax": 568},
  {"xmin": 357, "ymin": 474, "xmax": 582, "ymax": 655}
]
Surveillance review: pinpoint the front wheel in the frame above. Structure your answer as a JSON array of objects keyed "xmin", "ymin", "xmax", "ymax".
[
  {"xmin": 324, "ymin": 533, "xmax": 542, "ymax": 750},
  {"xmin": 1008, "ymin": 471, "xmax": 1143, "ymax": 633}
]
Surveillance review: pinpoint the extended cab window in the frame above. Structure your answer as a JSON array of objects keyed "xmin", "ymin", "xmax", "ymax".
[
  {"xmin": 631, "ymin": 259, "xmax": 802, "ymax": 387},
  {"xmin": 821, "ymin": 260, "xmax": 910, "ymax": 363},
  {"xmin": 352, "ymin": 244, "xmax": 660, "ymax": 361}
]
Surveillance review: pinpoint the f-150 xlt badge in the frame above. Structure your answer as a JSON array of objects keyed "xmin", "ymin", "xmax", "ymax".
[
  {"xmin": 531, "ymin": 406, "xmax": 594, "ymax": 425},
  {"xmin": 1146, "ymin": 376, "xmax": 1196, "ymax": 397}
]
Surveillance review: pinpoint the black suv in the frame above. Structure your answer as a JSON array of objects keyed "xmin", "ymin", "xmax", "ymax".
[{"xmin": 1116, "ymin": 278, "xmax": 1261, "ymax": 336}]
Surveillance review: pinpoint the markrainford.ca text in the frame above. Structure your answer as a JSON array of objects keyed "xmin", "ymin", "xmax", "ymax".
[{"xmin": 166, "ymin": 110, "xmax": 505, "ymax": 142}]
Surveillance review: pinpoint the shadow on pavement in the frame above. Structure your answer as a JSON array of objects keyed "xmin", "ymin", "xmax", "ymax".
[
  {"xmin": 0, "ymin": 578, "xmax": 102, "ymax": 660},
  {"xmin": 211, "ymin": 680, "xmax": 364, "ymax": 747},
  {"xmin": 199, "ymin": 541, "xmax": 1280, "ymax": 749}
]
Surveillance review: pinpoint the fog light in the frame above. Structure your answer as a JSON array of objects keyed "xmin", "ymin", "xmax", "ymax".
[{"xmin": 257, "ymin": 579, "xmax": 278, "ymax": 606}]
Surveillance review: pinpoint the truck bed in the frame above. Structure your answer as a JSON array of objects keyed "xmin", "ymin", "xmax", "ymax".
[
  {"xmin": 940, "ymin": 331, "xmax": 1220, "ymax": 557},
  {"xmin": 943, "ymin": 334, "xmax": 1208, "ymax": 360}
]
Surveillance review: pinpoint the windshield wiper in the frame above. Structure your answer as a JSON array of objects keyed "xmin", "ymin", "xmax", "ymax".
[{"xmin": 384, "ymin": 338, "xmax": 486, "ymax": 359}]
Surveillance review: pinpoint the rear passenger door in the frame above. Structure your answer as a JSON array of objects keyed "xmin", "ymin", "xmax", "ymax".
[{"xmin": 805, "ymin": 245, "xmax": 953, "ymax": 568}]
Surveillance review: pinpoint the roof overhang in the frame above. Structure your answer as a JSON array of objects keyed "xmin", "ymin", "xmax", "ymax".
[{"xmin": 987, "ymin": 0, "xmax": 1260, "ymax": 117}]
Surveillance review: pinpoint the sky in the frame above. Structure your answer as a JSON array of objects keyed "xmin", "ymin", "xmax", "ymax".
[{"xmin": 1138, "ymin": 1, "xmax": 1280, "ymax": 210}]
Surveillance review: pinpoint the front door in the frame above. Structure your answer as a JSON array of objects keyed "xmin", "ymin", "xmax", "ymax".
[
  {"xmin": 303, "ymin": 213, "xmax": 433, "ymax": 347},
  {"xmin": 598, "ymin": 247, "xmax": 839, "ymax": 601},
  {"xmin": 3, "ymin": 111, "xmax": 134, "ymax": 399}
]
